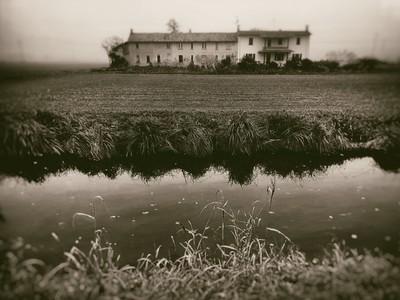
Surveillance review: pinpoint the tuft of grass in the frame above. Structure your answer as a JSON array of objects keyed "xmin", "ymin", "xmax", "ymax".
[
  {"xmin": 123, "ymin": 117, "xmax": 170, "ymax": 156},
  {"xmin": 221, "ymin": 113, "xmax": 265, "ymax": 156},
  {"xmin": 269, "ymin": 114, "xmax": 314, "ymax": 152},
  {"xmin": 310, "ymin": 120, "xmax": 350, "ymax": 154},
  {"xmin": 55, "ymin": 115, "xmax": 115, "ymax": 160},
  {"xmin": 168, "ymin": 117, "xmax": 213, "ymax": 157},
  {"xmin": 0, "ymin": 115, "xmax": 62, "ymax": 156}
]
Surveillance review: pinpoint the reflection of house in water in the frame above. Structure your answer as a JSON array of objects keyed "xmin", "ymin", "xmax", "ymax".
[{"xmin": 115, "ymin": 26, "xmax": 311, "ymax": 67}]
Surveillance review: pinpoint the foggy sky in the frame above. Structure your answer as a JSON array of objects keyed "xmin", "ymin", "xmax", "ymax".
[{"xmin": 0, "ymin": 0, "xmax": 399, "ymax": 63}]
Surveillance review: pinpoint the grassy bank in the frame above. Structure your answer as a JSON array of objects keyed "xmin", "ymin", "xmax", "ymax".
[
  {"xmin": 1, "ymin": 110, "xmax": 399, "ymax": 160},
  {"xmin": 1, "ymin": 185, "xmax": 399, "ymax": 300}
]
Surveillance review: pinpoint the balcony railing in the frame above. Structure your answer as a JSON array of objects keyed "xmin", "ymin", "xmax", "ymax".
[{"xmin": 262, "ymin": 46, "xmax": 289, "ymax": 51}]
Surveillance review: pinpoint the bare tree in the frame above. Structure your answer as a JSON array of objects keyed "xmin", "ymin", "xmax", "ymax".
[
  {"xmin": 166, "ymin": 19, "xmax": 180, "ymax": 33},
  {"xmin": 101, "ymin": 35, "xmax": 124, "ymax": 62}
]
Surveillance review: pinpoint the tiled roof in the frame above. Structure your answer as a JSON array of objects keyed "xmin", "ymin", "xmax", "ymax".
[
  {"xmin": 239, "ymin": 30, "xmax": 311, "ymax": 37},
  {"xmin": 127, "ymin": 32, "xmax": 238, "ymax": 43}
]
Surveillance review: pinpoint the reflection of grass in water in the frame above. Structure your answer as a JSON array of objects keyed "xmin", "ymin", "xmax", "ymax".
[
  {"xmin": 0, "ymin": 153, "xmax": 394, "ymax": 185},
  {"xmin": 1, "ymin": 183, "xmax": 399, "ymax": 299}
]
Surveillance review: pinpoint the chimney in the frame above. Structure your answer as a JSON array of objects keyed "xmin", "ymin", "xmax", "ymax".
[
  {"xmin": 130, "ymin": 28, "xmax": 133, "ymax": 34},
  {"xmin": 189, "ymin": 29, "xmax": 192, "ymax": 33},
  {"xmin": 305, "ymin": 24, "xmax": 309, "ymax": 32}
]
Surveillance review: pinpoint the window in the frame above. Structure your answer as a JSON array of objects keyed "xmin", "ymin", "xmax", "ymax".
[
  {"xmin": 136, "ymin": 43, "xmax": 139, "ymax": 49},
  {"xmin": 226, "ymin": 42, "xmax": 231, "ymax": 50},
  {"xmin": 245, "ymin": 53, "xmax": 255, "ymax": 60},
  {"xmin": 191, "ymin": 42, "xmax": 194, "ymax": 50},
  {"xmin": 167, "ymin": 42, "xmax": 171, "ymax": 49},
  {"xmin": 157, "ymin": 55, "xmax": 161, "ymax": 63},
  {"xmin": 178, "ymin": 42, "xmax": 183, "ymax": 49},
  {"xmin": 275, "ymin": 53, "xmax": 284, "ymax": 61},
  {"xmin": 296, "ymin": 37, "xmax": 301, "ymax": 45},
  {"xmin": 136, "ymin": 55, "xmax": 140, "ymax": 63},
  {"xmin": 267, "ymin": 39, "xmax": 271, "ymax": 47},
  {"xmin": 191, "ymin": 55, "xmax": 194, "ymax": 62},
  {"xmin": 215, "ymin": 42, "xmax": 218, "ymax": 50},
  {"xmin": 123, "ymin": 44, "xmax": 129, "ymax": 55},
  {"xmin": 202, "ymin": 42, "xmax": 207, "ymax": 49},
  {"xmin": 249, "ymin": 37, "xmax": 253, "ymax": 45},
  {"xmin": 146, "ymin": 55, "xmax": 150, "ymax": 63},
  {"xmin": 292, "ymin": 53, "xmax": 302, "ymax": 60},
  {"xmin": 278, "ymin": 38, "xmax": 282, "ymax": 45},
  {"xmin": 179, "ymin": 55, "xmax": 183, "ymax": 63}
]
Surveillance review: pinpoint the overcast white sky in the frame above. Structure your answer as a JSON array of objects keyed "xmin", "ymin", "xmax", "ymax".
[{"xmin": 0, "ymin": 0, "xmax": 399, "ymax": 63}]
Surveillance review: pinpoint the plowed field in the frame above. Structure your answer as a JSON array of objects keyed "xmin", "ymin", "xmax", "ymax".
[{"xmin": 1, "ymin": 73, "xmax": 399, "ymax": 115}]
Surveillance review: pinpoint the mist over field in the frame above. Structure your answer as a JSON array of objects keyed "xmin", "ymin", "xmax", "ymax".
[{"xmin": 1, "ymin": 0, "xmax": 400, "ymax": 64}]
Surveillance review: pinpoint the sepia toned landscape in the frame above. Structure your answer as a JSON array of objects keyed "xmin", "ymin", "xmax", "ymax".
[{"xmin": 1, "ymin": 1, "xmax": 400, "ymax": 299}]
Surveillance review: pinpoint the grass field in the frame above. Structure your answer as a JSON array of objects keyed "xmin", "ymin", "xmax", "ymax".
[{"xmin": 1, "ymin": 73, "xmax": 400, "ymax": 115}]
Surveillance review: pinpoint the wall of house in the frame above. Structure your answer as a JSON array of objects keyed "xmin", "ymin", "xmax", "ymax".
[
  {"xmin": 120, "ymin": 42, "xmax": 238, "ymax": 67},
  {"xmin": 237, "ymin": 36, "xmax": 264, "ymax": 63},
  {"xmin": 238, "ymin": 35, "xmax": 310, "ymax": 65},
  {"xmin": 287, "ymin": 36, "xmax": 310, "ymax": 60}
]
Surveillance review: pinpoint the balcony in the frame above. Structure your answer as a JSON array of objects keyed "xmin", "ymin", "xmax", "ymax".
[{"xmin": 258, "ymin": 47, "xmax": 293, "ymax": 53}]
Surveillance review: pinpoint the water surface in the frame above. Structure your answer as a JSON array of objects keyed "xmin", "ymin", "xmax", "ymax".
[{"xmin": 0, "ymin": 157, "xmax": 399, "ymax": 264}]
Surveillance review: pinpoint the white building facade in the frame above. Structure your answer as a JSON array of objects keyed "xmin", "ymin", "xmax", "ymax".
[
  {"xmin": 115, "ymin": 27, "xmax": 310, "ymax": 67},
  {"xmin": 238, "ymin": 28, "xmax": 310, "ymax": 66}
]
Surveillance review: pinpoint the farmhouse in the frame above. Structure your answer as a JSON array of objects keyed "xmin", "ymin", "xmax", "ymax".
[{"xmin": 115, "ymin": 26, "xmax": 310, "ymax": 67}]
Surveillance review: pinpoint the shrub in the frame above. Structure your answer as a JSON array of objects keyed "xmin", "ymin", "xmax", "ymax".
[
  {"xmin": 343, "ymin": 57, "xmax": 383, "ymax": 72},
  {"xmin": 316, "ymin": 60, "xmax": 340, "ymax": 72},
  {"xmin": 284, "ymin": 57, "xmax": 302, "ymax": 71},
  {"xmin": 238, "ymin": 55, "xmax": 258, "ymax": 72},
  {"xmin": 215, "ymin": 56, "xmax": 236, "ymax": 73},
  {"xmin": 109, "ymin": 52, "xmax": 129, "ymax": 69},
  {"xmin": 312, "ymin": 62, "xmax": 330, "ymax": 73},
  {"xmin": 300, "ymin": 58, "xmax": 315, "ymax": 72}
]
